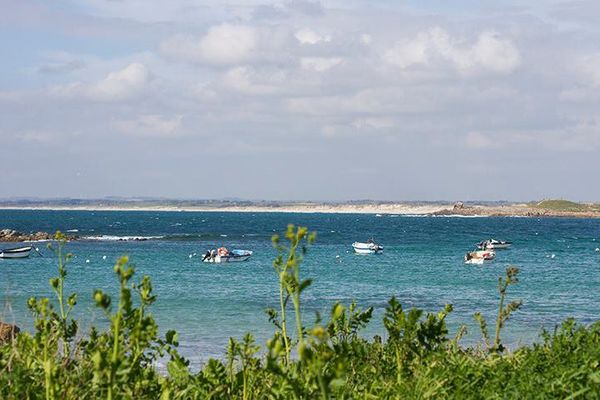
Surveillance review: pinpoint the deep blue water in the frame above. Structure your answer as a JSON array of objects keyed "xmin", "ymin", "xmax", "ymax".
[{"xmin": 1, "ymin": 210, "xmax": 599, "ymax": 366}]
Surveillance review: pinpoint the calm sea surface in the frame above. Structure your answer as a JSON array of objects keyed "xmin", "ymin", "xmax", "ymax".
[{"xmin": 1, "ymin": 210, "xmax": 599, "ymax": 366}]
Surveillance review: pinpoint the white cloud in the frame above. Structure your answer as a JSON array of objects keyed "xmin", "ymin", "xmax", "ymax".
[
  {"xmin": 384, "ymin": 32, "xmax": 429, "ymax": 68},
  {"xmin": 300, "ymin": 57, "xmax": 343, "ymax": 72},
  {"xmin": 89, "ymin": 63, "xmax": 150, "ymax": 100},
  {"xmin": 464, "ymin": 124, "xmax": 600, "ymax": 152},
  {"xmin": 294, "ymin": 28, "xmax": 331, "ymax": 45},
  {"xmin": 16, "ymin": 129, "xmax": 80, "ymax": 144},
  {"xmin": 457, "ymin": 31, "xmax": 521, "ymax": 74},
  {"xmin": 221, "ymin": 66, "xmax": 284, "ymax": 95},
  {"xmin": 351, "ymin": 117, "xmax": 395, "ymax": 130},
  {"xmin": 464, "ymin": 131, "xmax": 497, "ymax": 149},
  {"xmin": 321, "ymin": 117, "xmax": 395, "ymax": 137},
  {"xmin": 111, "ymin": 114, "xmax": 183, "ymax": 137},
  {"xmin": 360, "ymin": 34, "xmax": 372, "ymax": 45},
  {"xmin": 384, "ymin": 28, "xmax": 520, "ymax": 75},
  {"xmin": 160, "ymin": 24, "xmax": 258, "ymax": 65},
  {"xmin": 50, "ymin": 63, "xmax": 150, "ymax": 101},
  {"xmin": 577, "ymin": 53, "xmax": 600, "ymax": 87}
]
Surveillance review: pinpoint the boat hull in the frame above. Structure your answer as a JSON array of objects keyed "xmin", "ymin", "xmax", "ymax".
[
  {"xmin": 465, "ymin": 258, "xmax": 485, "ymax": 265},
  {"xmin": 352, "ymin": 242, "xmax": 383, "ymax": 254},
  {"xmin": 465, "ymin": 250, "xmax": 495, "ymax": 263},
  {"xmin": 486, "ymin": 243, "xmax": 511, "ymax": 249},
  {"xmin": 203, "ymin": 255, "xmax": 251, "ymax": 263},
  {"xmin": 478, "ymin": 240, "xmax": 512, "ymax": 250},
  {"xmin": 0, "ymin": 246, "xmax": 33, "ymax": 259}
]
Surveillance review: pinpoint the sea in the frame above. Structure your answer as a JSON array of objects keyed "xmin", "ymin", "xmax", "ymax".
[{"xmin": 1, "ymin": 209, "xmax": 599, "ymax": 367}]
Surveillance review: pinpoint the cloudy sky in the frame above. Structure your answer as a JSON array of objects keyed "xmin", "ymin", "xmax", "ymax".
[{"xmin": 1, "ymin": 0, "xmax": 599, "ymax": 201}]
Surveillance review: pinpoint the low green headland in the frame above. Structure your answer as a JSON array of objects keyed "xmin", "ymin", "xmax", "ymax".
[
  {"xmin": 1, "ymin": 229, "xmax": 599, "ymax": 399},
  {"xmin": 534, "ymin": 199, "xmax": 600, "ymax": 213}
]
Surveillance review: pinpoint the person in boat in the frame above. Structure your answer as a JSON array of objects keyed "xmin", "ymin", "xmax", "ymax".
[{"xmin": 202, "ymin": 250, "xmax": 212, "ymax": 261}]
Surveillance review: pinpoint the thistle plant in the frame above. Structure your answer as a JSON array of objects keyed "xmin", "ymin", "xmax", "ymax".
[
  {"xmin": 474, "ymin": 266, "xmax": 523, "ymax": 353},
  {"xmin": 493, "ymin": 266, "xmax": 523, "ymax": 351},
  {"xmin": 46, "ymin": 231, "xmax": 78, "ymax": 354},
  {"xmin": 270, "ymin": 224, "xmax": 315, "ymax": 363}
]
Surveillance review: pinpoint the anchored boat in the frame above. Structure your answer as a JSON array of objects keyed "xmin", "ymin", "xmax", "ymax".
[
  {"xmin": 352, "ymin": 240, "xmax": 384, "ymax": 254},
  {"xmin": 0, "ymin": 246, "xmax": 33, "ymax": 259},
  {"xmin": 464, "ymin": 249, "xmax": 495, "ymax": 264},
  {"xmin": 477, "ymin": 239, "xmax": 512, "ymax": 250},
  {"xmin": 202, "ymin": 247, "xmax": 252, "ymax": 263}
]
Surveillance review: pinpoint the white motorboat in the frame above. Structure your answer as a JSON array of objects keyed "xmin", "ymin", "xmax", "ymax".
[
  {"xmin": 477, "ymin": 239, "xmax": 512, "ymax": 250},
  {"xmin": 202, "ymin": 247, "xmax": 252, "ymax": 263},
  {"xmin": 352, "ymin": 240, "xmax": 383, "ymax": 254},
  {"xmin": 0, "ymin": 246, "xmax": 33, "ymax": 259},
  {"xmin": 464, "ymin": 249, "xmax": 495, "ymax": 264}
]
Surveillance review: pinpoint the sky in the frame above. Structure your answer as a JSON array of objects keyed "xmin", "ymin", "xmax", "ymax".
[{"xmin": 1, "ymin": 0, "xmax": 599, "ymax": 201}]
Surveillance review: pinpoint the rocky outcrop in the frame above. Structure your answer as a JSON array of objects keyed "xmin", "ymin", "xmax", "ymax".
[
  {"xmin": 453, "ymin": 201, "xmax": 464, "ymax": 210},
  {"xmin": 0, "ymin": 322, "xmax": 20, "ymax": 345},
  {"xmin": 0, "ymin": 229, "xmax": 78, "ymax": 242}
]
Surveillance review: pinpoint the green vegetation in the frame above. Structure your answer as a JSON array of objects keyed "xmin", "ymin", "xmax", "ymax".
[
  {"xmin": 534, "ymin": 199, "xmax": 600, "ymax": 213},
  {"xmin": 1, "ymin": 228, "xmax": 599, "ymax": 399}
]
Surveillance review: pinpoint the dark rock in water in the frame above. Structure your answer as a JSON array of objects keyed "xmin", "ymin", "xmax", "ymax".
[
  {"xmin": 0, "ymin": 229, "xmax": 78, "ymax": 242},
  {"xmin": 0, "ymin": 322, "xmax": 20, "ymax": 344}
]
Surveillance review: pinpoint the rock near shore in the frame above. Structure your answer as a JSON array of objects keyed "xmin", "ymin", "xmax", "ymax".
[{"xmin": 0, "ymin": 229, "xmax": 77, "ymax": 242}]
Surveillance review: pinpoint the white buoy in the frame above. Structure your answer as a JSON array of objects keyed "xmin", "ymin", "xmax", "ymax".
[
  {"xmin": 335, "ymin": 255, "xmax": 340, "ymax": 259},
  {"xmin": 189, "ymin": 254, "xmax": 193, "ymax": 259},
  {"xmin": 86, "ymin": 259, "xmax": 90, "ymax": 263},
  {"xmin": 102, "ymin": 255, "xmax": 107, "ymax": 260},
  {"xmin": 551, "ymin": 254, "xmax": 556, "ymax": 259},
  {"xmin": 595, "ymin": 248, "xmax": 600, "ymax": 252}
]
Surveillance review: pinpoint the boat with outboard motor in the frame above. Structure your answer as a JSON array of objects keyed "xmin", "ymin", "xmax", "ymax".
[
  {"xmin": 477, "ymin": 239, "xmax": 512, "ymax": 250},
  {"xmin": 0, "ymin": 246, "xmax": 33, "ymax": 259},
  {"xmin": 352, "ymin": 239, "xmax": 384, "ymax": 254},
  {"xmin": 464, "ymin": 249, "xmax": 495, "ymax": 264},
  {"xmin": 202, "ymin": 247, "xmax": 252, "ymax": 263}
]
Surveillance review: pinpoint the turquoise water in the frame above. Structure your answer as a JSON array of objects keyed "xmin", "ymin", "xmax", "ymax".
[{"xmin": 1, "ymin": 210, "xmax": 599, "ymax": 366}]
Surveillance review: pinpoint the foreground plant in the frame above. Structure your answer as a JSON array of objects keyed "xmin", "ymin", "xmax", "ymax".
[{"xmin": 474, "ymin": 266, "xmax": 523, "ymax": 353}]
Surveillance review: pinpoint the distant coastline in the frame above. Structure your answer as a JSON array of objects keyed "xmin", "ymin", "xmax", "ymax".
[{"xmin": 1, "ymin": 199, "xmax": 599, "ymax": 218}]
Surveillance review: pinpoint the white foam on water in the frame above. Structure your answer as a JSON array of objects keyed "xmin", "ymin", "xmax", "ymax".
[{"xmin": 82, "ymin": 235, "xmax": 164, "ymax": 241}]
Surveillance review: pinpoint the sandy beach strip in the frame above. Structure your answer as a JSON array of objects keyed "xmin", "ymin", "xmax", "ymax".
[{"xmin": 0, "ymin": 203, "xmax": 452, "ymax": 215}]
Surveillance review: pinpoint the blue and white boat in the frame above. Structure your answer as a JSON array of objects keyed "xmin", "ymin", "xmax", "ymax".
[{"xmin": 202, "ymin": 247, "xmax": 253, "ymax": 263}]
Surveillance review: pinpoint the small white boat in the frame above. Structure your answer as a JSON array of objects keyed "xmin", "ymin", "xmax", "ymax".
[
  {"xmin": 202, "ymin": 247, "xmax": 252, "ymax": 263},
  {"xmin": 352, "ymin": 240, "xmax": 383, "ymax": 254},
  {"xmin": 464, "ymin": 249, "xmax": 495, "ymax": 264},
  {"xmin": 0, "ymin": 246, "xmax": 33, "ymax": 259},
  {"xmin": 477, "ymin": 239, "xmax": 512, "ymax": 250}
]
